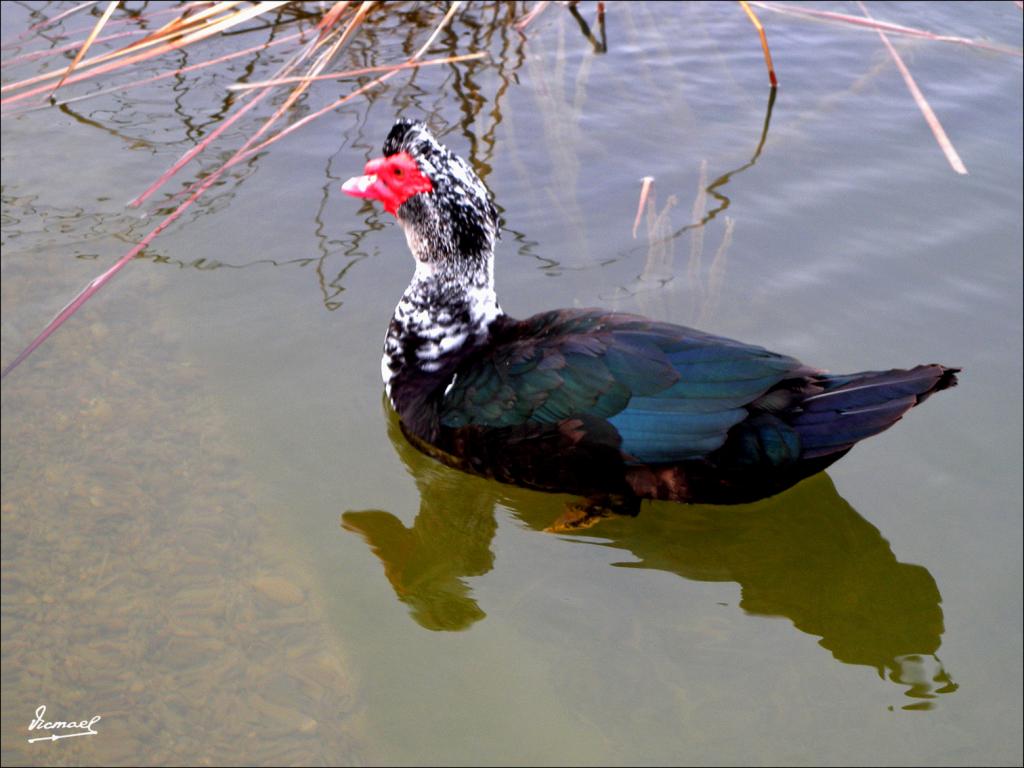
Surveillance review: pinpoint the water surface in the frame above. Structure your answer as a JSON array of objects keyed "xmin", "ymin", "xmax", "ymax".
[{"xmin": 2, "ymin": 2, "xmax": 1022, "ymax": 765}]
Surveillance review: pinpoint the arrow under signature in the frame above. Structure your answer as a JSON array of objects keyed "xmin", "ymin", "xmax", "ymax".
[{"xmin": 28, "ymin": 730, "xmax": 98, "ymax": 743}]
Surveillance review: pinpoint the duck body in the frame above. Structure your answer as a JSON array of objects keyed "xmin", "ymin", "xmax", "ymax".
[
  {"xmin": 344, "ymin": 120, "xmax": 958, "ymax": 508},
  {"xmin": 387, "ymin": 306, "xmax": 955, "ymax": 505}
]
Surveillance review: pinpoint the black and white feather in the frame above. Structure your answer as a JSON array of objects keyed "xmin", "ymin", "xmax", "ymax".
[{"xmin": 380, "ymin": 120, "xmax": 503, "ymax": 398}]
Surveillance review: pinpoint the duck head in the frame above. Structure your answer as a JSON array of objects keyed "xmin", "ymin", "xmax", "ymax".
[{"xmin": 343, "ymin": 119, "xmax": 500, "ymax": 272}]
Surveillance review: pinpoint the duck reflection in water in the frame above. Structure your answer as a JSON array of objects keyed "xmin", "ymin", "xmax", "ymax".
[{"xmin": 342, "ymin": 401, "xmax": 957, "ymax": 708}]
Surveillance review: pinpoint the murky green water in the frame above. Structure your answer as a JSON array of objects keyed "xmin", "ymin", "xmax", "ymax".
[{"xmin": 2, "ymin": 2, "xmax": 1021, "ymax": 765}]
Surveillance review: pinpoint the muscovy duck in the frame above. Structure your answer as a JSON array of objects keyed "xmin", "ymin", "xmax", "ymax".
[{"xmin": 343, "ymin": 119, "xmax": 958, "ymax": 526}]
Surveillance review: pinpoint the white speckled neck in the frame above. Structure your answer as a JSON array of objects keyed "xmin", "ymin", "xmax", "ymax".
[
  {"xmin": 378, "ymin": 121, "xmax": 505, "ymax": 400},
  {"xmin": 382, "ymin": 254, "xmax": 502, "ymax": 397}
]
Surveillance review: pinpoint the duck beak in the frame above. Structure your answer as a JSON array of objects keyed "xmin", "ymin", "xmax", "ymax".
[
  {"xmin": 341, "ymin": 172, "xmax": 380, "ymax": 199},
  {"xmin": 342, "ymin": 157, "xmax": 385, "ymax": 201},
  {"xmin": 342, "ymin": 156, "xmax": 401, "ymax": 213}
]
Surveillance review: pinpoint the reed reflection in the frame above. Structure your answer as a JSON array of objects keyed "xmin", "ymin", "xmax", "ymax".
[{"xmin": 342, "ymin": 402, "xmax": 956, "ymax": 707}]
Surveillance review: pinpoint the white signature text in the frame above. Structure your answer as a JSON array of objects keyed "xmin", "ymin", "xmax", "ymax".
[{"xmin": 27, "ymin": 705, "xmax": 101, "ymax": 743}]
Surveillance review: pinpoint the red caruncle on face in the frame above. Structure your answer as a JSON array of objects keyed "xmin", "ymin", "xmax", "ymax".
[{"xmin": 342, "ymin": 151, "xmax": 433, "ymax": 215}]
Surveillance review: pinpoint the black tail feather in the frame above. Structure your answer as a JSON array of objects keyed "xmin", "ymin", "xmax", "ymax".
[{"xmin": 794, "ymin": 365, "xmax": 959, "ymax": 459}]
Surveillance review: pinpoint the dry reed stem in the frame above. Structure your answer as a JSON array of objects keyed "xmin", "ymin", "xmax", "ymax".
[
  {"xmin": 128, "ymin": 3, "xmax": 354, "ymax": 206},
  {"xmin": 161, "ymin": 0, "xmax": 459, "ymax": 207},
  {"xmin": 61, "ymin": 0, "xmax": 208, "ymax": 37},
  {"xmin": 319, "ymin": 0, "xmax": 352, "ymax": 30},
  {"xmin": 137, "ymin": 0, "xmax": 244, "ymax": 44},
  {"xmin": 247, "ymin": 1, "xmax": 368, "ymax": 145},
  {"xmin": 1, "ymin": 2, "xmax": 201, "ymax": 56},
  {"xmin": 1, "ymin": 29, "xmax": 140, "ymax": 70},
  {"xmin": 25, "ymin": 0, "xmax": 100, "ymax": 34},
  {"xmin": 750, "ymin": 1, "xmax": 1023, "ymax": 57},
  {"xmin": 739, "ymin": 0, "xmax": 778, "ymax": 87},
  {"xmin": 49, "ymin": 0, "xmax": 119, "ymax": 96},
  {"xmin": 228, "ymin": 52, "xmax": 487, "ymax": 92},
  {"xmin": 130, "ymin": 2, "xmax": 361, "ymax": 205},
  {"xmin": 1, "ymin": 1, "xmax": 288, "ymax": 102},
  {"xmin": 856, "ymin": 1, "xmax": 967, "ymax": 175},
  {"xmin": 40, "ymin": 31, "xmax": 303, "ymax": 112},
  {"xmin": 633, "ymin": 177, "xmax": 655, "ymax": 239},
  {"xmin": 227, "ymin": 0, "xmax": 463, "ymax": 163},
  {"xmin": 1, "ymin": 0, "xmax": 473, "ymax": 378},
  {"xmin": 2, "ymin": 1, "xmax": 335, "ymax": 376},
  {"xmin": 515, "ymin": 1, "xmax": 551, "ymax": 32}
]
